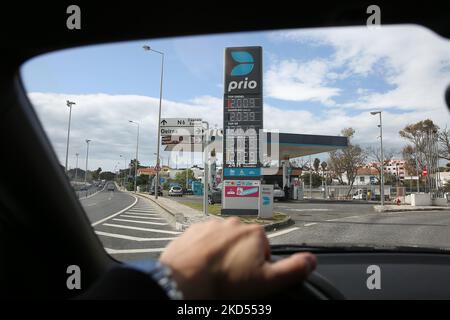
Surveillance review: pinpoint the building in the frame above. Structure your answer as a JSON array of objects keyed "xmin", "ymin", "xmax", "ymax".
[
  {"xmin": 367, "ymin": 159, "xmax": 407, "ymax": 180},
  {"xmin": 137, "ymin": 167, "xmax": 156, "ymax": 176}
]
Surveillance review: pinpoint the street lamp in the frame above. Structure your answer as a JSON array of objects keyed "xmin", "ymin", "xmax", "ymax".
[
  {"xmin": 371, "ymin": 111, "xmax": 384, "ymax": 206},
  {"xmin": 75, "ymin": 153, "xmax": 79, "ymax": 181},
  {"xmin": 84, "ymin": 139, "xmax": 91, "ymax": 185},
  {"xmin": 129, "ymin": 120, "xmax": 140, "ymax": 193},
  {"xmin": 143, "ymin": 45, "xmax": 164, "ymax": 199},
  {"xmin": 120, "ymin": 154, "xmax": 127, "ymax": 188},
  {"xmin": 65, "ymin": 100, "xmax": 76, "ymax": 174}
]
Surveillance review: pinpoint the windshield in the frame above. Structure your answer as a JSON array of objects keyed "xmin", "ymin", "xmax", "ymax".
[{"xmin": 20, "ymin": 25, "xmax": 450, "ymax": 260}]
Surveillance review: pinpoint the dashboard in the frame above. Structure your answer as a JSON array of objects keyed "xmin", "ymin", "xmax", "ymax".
[{"xmin": 275, "ymin": 252, "xmax": 450, "ymax": 299}]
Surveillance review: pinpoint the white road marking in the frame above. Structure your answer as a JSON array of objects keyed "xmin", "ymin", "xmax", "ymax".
[
  {"xmin": 287, "ymin": 208, "xmax": 330, "ymax": 212},
  {"xmin": 127, "ymin": 210, "xmax": 157, "ymax": 213},
  {"xmin": 120, "ymin": 214, "xmax": 164, "ymax": 220},
  {"xmin": 112, "ymin": 218, "xmax": 168, "ymax": 226},
  {"xmin": 121, "ymin": 212, "xmax": 160, "ymax": 216},
  {"xmin": 105, "ymin": 247, "xmax": 165, "ymax": 254},
  {"xmin": 325, "ymin": 215, "xmax": 361, "ymax": 222},
  {"xmin": 91, "ymin": 195, "xmax": 138, "ymax": 226},
  {"xmin": 304, "ymin": 223, "xmax": 317, "ymax": 227},
  {"xmin": 86, "ymin": 203, "xmax": 97, "ymax": 207},
  {"xmin": 267, "ymin": 227, "xmax": 300, "ymax": 238},
  {"xmin": 95, "ymin": 231, "xmax": 176, "ymax": 242},
  {"xmin": 103, "ymin": 223, "xmax": 181, "ymax": 235}
]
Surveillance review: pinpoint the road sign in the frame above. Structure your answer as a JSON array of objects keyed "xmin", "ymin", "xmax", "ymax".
[
  {"xmin": 160, "ymin": 118, "xmax": 202, "ymax": 127},
  {"xmin": 160, "ymin": 118, "xmax": 203, "ymax": 146},
  {"xmin": 161, "ymin": 135, "xmax": 203, "ymax": 145},
  {"xmin": 161, "ymin": 127, "xmax": 200, "ymax": 136},
  {"xmin": 422, "ymin": 166, "xmax": 428, "ymax": 177}
]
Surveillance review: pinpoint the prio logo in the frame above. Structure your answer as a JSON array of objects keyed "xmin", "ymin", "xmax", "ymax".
[
  {"xmin": 228, "ymin": 51, "xmax": 258, "ymax": 92},
  {"xmin": 230, "ymin": 51, "xmax": 254, "ymax": 76}
]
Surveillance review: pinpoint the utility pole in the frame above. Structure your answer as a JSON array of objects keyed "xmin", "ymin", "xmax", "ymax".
[
  {"xmin": 65, "ymin": 100, "xmax": 76, "ymax": 174},
  {"xmin": 143, "ymin": 45, "xmax": 164, "ymax": 200},
  {"xmin": 371, "ymin": 111, "xmax": 384, "ymax": 206},
  {"xmin": 75, "ymin": 153, "xmax": 79, "ymax": 181}
]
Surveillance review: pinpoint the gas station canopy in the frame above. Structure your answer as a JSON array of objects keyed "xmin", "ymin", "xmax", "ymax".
[
  {"xmin": 164, "ymin": 131, "xmax": 348, "ymax": 160},
  {"xmin": 267, "ymin": 132, "xmax": 348, "ymax": 160}
]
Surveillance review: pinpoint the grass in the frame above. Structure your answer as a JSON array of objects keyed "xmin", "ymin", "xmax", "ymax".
[{"xmin": 179, "ymin": 201, "xmax": 288, "ymax": 225}]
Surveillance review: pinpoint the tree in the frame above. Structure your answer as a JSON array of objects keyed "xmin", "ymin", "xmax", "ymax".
[
  {"xmin": 438, "ymin": 127, "xmax": 450, "ymax": 161},
  {"xmin": 328, "ymin": 128, "xmax": 367, "ymax": 194},
  {"xmin": 99, "ymin": 171, "xmax": 116, "ymax": 181},
  {"xmin": 129, "ymin": 159, "xmax": 141, "ymax": 178},
  {"xmin": 136, "ymin": 174, "xmax": 149, "ymax": 187},
  {"xmin": 313, "ymin": 158, "xmax": 321, "ymax": 172},
  {"xmin": 92, "ymin": 167, "xmax": 102, "ymax": 180},
  {"xmin": 400, "ymin": 119, "xmax": 440, "ymax": 189},
  {"xmin": 174, "ymin": 169, "xmax": 196, "ymax": 189},
  {"xmin": 399, "ymin": 119, "xmax": 439, "ymax": 170},
  {"xmin": 301, "ymin": 172, "xmax": 323, "ymax": 188},
  {"xmin": 366, "ymin": 146, "xmax": 394, "ymax": 184}
]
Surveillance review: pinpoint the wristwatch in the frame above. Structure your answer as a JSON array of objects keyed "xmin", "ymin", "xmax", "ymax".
[{"xmin": 127, "ymin": 260, "xmax": 184, "ymax": 300}]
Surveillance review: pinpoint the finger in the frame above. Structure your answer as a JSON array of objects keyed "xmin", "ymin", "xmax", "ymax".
[
  {"xmin": 262, "ymin": 253, "xmax": 316, "ymax": 289},
  {"xmin": 225, "ymin": 216, "xmax": 241, "ymax": 225}
]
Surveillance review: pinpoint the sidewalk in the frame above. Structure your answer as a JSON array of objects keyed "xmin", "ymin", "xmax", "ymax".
[
  {"xmin": 374, "ymin": 205, "xmax": 449, "ymax": 213},
  {"xmin": 137, "ymin": 192, "xmax": 292, "ymax": 232}
]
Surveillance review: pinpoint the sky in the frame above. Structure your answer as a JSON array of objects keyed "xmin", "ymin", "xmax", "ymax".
[{"xmin": 21, "ymin": 24, "xmax": 450, "ymax": 172}]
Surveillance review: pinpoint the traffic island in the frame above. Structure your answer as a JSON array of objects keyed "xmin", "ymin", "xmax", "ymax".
[
  {"xmin": 169, "ymin": 199, "xmax": 293, "ymax": 232},
  {"xmin": 138, "ymin": 193, "xmax": 293, "ymax": 232},
  {"xmin": 374, "ymin": 205, "xmax": 449, "ymax": 213}
]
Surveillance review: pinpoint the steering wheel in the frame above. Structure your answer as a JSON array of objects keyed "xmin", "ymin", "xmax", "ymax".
[{"xmin": 270, "ymin": 255, "xmax": 346, "ymax": 300}]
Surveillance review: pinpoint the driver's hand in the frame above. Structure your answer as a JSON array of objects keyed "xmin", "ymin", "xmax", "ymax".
[{"xmin": 160, "ymin": 217, "xmax": 316, "ymax": 299}]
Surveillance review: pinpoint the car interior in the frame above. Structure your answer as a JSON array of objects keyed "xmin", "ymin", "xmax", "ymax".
[{"xmin": 1, "ymin": 1, "xmax": 450, "ymax": 300}]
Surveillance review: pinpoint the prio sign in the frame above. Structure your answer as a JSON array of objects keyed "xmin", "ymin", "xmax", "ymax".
[
  {"xmin": 227, "ymin": 77, "xmax": 258, "ymax": 93},
  {"xmin": 224, "ymin": 47, "xmax": 262, "ymax": 95},
  {"xmin": 223, "ymin": 46, "xmax": 263, "ymax": 181}
]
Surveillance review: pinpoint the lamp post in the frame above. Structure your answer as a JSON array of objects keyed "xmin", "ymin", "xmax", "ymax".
[
  {"xmin": 129, "ymin": 120, "xmax": 140, "ymax": 193},
  {"xmin": 75, "ymin": 153, "xmax": 79, "ymax": 181},
  {"xmin": 84, "ymin": 139, "xmax": 91, "ymax": 186},
  {"xmin": 143, "ymin": 45, "xmax": 164, "ymax": 199},
  {"xmin": 371, "ymin": 111, "xmax": 384, "ymax": 206},
  {"xmin": 65, "ymin": 100, "xmax": 76, "ymax": 174},
  {"xmin": 120, "ymin": 155, "xmax": 127, "ymax": 188}
]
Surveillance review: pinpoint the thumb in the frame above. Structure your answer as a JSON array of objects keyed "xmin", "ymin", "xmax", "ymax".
[{"xmin": 262, "ymin": 253, "xmax": 316, "ymax": 290}]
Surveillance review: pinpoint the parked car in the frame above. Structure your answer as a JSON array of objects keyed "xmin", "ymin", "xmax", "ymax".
[
  {"xmin": 273, "ymin": 185, "xmax": 285, "ymax": 201},
  {"xmin": 184, "ymin": 188, "xmax": 194, "ymax": 195},
  {"xmin": 208, "ymin": 183, "xmax": 222, "ymax": 204},
  {"xmin": 168, "ymin": 186, "xmax": 183, "ymax": 197},
  {"xmin": 149, "ymin": 185, "xmax": 163, "ymax": 196}
]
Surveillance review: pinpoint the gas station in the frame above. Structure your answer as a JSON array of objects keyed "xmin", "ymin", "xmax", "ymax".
[{"xmin": 162, "ymin": 46, "xmax": 348, "ymax": 218}]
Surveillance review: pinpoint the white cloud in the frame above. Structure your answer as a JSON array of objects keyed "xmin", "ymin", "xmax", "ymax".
[
  {"xmin": 29, "ymin": 91, "xmax": 450, "ymax": 171},
  {"xmin": 271, "ymin": 25, "xmax": 450, "ymax": 113},
  {"xmin": 265, "ymin": 59, "xmax": 340, "ymax": 105},
  {"xmin": 28, "ymin": 92, "xmax": 223, "ymax": 171}
]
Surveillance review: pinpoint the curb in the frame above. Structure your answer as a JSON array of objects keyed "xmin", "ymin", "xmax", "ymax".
[
  {"xmin": 136, "ymin": 193, "xmax": 189, "ymax": 231},
  {"xmin": 374, "ymin": 206, "xmax": 449, "ymax": 213},
  {"xmin": 263, "ymin": 216, "xmax": 294, "ymax": 232},
  {"xmin": 137, "ymin": 192, "xmax": 294, "ymax": 232}
]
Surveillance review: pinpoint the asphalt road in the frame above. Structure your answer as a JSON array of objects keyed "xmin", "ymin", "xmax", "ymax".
[
  {"xmin": 81, "ymin": 185, "xmax": 179, "ymax": 261},
  {"xmin": 80, "ymin": 189, "xmax": 450, "ymax": 261},
  {"xmin": 269, "ymin": 201, "xmax": 450, "ymax": 250},
  {"xmin": 167, "ymin": 195, "xmax": 450, "ymax": 250}
]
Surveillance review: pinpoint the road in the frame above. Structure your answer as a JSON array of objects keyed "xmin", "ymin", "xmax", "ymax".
[
  {"xmin": 81, "ymin": 189, "xmax": 450, "ymax": 262},
  {"xmin": 168, "ymin": 195, "xmax": 450, "ymax": 250},
  {"xmin": 81, "ymin": 184, "xmax": 180, "ymax": 261},
  {"xmin": 269, "ymin": 201, "xmax": 450, "ymax": 250}
]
